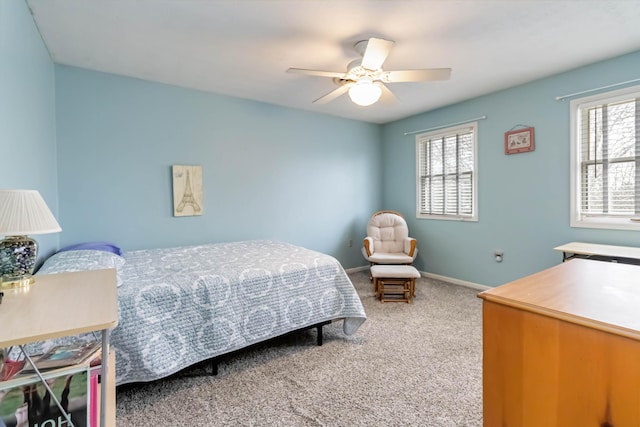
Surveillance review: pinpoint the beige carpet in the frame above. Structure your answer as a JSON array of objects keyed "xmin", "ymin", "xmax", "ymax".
[{"xmin": 116, "ymin": 271, "xmax": 483, "ymax": 426}]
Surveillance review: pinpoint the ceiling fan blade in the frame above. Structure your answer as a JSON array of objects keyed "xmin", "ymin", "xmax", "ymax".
[
  {"xmin": 313, "ymin": 84, "xmax": 352, "ymax": 104},
  {"xmin": 361, "ymin": 38, "xmax": 395, "ymax": 71},
  {"xmin": 287, "ymin": 68, "xmax": 346, "ymax": 79},
  {"xmin": 376, "ymin": 82, "xmax": 398, "ymax": 105},
  {"xmin": 384, "ymin": 68, "xmax": 452, "ymax": 83}
]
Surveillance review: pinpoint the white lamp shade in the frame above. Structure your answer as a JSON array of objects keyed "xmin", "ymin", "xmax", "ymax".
[
  {"xmin": 348, "ymin": 79, "xmax": 382, "ymax": 106},
  {"xmin": 0, "ymin": 190, "xmax": 62, "ymax": 236}
]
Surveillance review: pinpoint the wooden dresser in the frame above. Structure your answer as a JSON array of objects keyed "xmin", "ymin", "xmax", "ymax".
[{"xmin": 478, "ymin": 259, "xmax": 640, "ymax": 426}]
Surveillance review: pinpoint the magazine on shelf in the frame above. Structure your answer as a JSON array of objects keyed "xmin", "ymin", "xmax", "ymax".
[
  {"xmin": 0, "ymin": 365, "xmax": 89, "ymax": 427},
  {"xmin": 21, "ymin": 342, "xmax": 101, "ymax": 373}
]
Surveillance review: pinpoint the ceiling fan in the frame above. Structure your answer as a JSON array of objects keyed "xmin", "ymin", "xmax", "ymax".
[{"xmin": 287, "ymin": 37, "xmax": 452, "ymax": 107}]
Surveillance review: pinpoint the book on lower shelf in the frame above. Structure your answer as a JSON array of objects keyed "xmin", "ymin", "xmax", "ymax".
[
  {"xmin": 0, "ymin": 359, "xmax": 25, "ymax": 382},
  {"xmin": 89, "ymin": 366, "xmax": 100, "ymax": 427},
  {"xmin": 0, "ymin": 364, "xmax": 90, "ymax": 427},
  {"xmin": 21, "ymin": 342, "xmax": 101, "ymax": 373}
]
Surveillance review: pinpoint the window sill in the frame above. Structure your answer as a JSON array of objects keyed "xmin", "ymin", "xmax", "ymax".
[
  {"xmin": 571, "ymin": 217, "xmax": 640, "ymax": 231},
  {"xmin": 417, "ymin": 214, "xmax": 478, "ymax": 222}
]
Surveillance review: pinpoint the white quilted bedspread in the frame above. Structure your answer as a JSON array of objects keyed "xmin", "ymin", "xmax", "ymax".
[{"xmin": 39, "ymin": 240, "xmax": 366, "ymax": 385}]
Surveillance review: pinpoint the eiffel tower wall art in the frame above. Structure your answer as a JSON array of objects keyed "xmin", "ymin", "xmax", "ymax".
[{"xmin": 172, "ymin": 165, "xmax": 203, "ymax": 217}]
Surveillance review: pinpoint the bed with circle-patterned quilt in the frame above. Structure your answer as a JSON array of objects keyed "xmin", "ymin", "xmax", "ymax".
[{"xmin": 33, "ymin": 240, "xmax": 367, "ymax": 385}]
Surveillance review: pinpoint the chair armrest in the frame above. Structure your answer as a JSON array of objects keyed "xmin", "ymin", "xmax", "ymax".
[
  {"xmin": 363, "ymin": 237, "xmax": 374, "ymax": 257},
  {"xmin": 404, "ymin": 238, "xmax": 417, "ymax": 257}
]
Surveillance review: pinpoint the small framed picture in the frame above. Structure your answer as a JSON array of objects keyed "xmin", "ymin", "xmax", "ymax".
[
  {"xmin": 172, "ymin": 165, "xmax": 203, "ymax": 217},
  {"xmin": 504, "ymin": 127, "xmax": 535, "ymax": 155}
]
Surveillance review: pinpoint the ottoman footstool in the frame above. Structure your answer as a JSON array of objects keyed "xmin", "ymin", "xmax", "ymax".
[{"xmin": 370, "ymin": 265, "xmax": 420, "ymax": 303}]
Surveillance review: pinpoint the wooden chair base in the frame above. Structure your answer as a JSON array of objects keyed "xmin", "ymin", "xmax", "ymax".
[
  {"xmin": 376, "ymin": 278, "xmax": 414, "ymax": 303},
  {"xmin": 370, "ymin": 265, "xmax": 420, "ymax": 304}
]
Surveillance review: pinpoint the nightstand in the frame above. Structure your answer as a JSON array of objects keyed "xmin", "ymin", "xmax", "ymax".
[{"xmin": 0, "ymin": 269, "xmax": 118, "ymax": 427}]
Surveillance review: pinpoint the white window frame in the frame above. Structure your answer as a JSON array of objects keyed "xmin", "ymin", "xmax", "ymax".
[
  {"xmin": 415, "ymin": 122, "xmax": 478, "ymax": 221},
  {"xmin": 570, "ymin": 84, "xmax": 640, "ymax": 231}
]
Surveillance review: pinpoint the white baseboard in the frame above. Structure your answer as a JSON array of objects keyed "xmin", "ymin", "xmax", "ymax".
[
  {"xmin": 345, "ymin": 265, "xmax": 370, "ymax": 274},
  {"xmin": 420, "ymin": 271, "xmax": 491, "ymax": 291},
  {"xmin": 347, "ymin": 265, "xmax": 491, "ymax": 291}
]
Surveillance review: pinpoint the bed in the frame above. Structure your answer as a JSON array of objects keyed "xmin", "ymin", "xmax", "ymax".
[{"xmin": 32, "ymin": 240, "xmax": 367, "ymax": 386}]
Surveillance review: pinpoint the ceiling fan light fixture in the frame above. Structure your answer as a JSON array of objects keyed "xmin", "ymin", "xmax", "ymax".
[
  {"xmin": 289, "ymin": 37, "xmax": 452, "ymax": 106},
  {"xmin": 348, "ymin": 78, "xmax": 382, "ymax": 106}
]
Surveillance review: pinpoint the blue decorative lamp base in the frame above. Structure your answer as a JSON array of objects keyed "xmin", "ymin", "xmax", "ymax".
[{"xmin": 0, "ymin": 236, "xmax": 38, "ymax": 289}]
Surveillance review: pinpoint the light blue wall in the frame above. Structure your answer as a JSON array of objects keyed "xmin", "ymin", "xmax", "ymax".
[
  {"xmin": 5, "ymin": 0, "xmax": 639, "ymax": 280},
  {"xmin": 0, "ymin": 0, "xmax": 59, "ymax": 263},
  {"xmin": 382, "ymin": 50, "xmax": 640, "ymax": 287},
  {"xmin": 55, "ymin": 66, "xmax": 381, "ymax": 268}
]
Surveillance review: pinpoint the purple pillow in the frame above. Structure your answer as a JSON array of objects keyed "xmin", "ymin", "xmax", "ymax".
[{"xmin": 59, "ymin": 241, "xmax": 123, "ymax": 256}]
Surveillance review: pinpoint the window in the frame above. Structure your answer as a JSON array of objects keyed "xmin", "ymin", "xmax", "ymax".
[
  {"xmin": 570, "ymin": 85, "xmax": 640, "ymax": 230},
  {"xmin": 415, "ymin": 122, "xmax": 478, "ymax": 221}
]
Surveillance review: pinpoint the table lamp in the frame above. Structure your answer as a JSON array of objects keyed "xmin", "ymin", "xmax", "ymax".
[{"xmin": 0, "ymin": 189, "xmax": 62, "ymax": 289}]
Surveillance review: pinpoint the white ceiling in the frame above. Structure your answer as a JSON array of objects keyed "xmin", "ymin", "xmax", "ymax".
[{"xmin": 26, "ymin": 0, "xmax": 640, "ymax": 124}]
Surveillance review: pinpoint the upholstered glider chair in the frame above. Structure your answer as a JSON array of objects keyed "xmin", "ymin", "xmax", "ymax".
[{"xmin": 362, "ymin": 210, "xmax": 418, "ymax": 269}]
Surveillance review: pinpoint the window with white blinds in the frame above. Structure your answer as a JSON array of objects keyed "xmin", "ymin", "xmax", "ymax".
[
  {"xmin": 570, "ymin": 85, "xmax": 640, "ymax": 230},
  {"xmin": 415, "ymin": 122, "xmax": 478, "ymax": 221}
]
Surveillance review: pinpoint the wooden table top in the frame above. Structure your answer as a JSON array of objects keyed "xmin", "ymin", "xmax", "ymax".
[
  {"xmin": 478, "ymin": 259, "xmax": 640, "ymax": 341},
  {"xmin": 0, "ymin": 269, "xmax": 118, "ymax": 348},
  {"xmin": 554, "ymin": 241, "xmax": 640, "ymax": 259}
]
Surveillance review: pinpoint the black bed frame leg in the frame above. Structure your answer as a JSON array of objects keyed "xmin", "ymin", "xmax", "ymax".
[
  {"xmin": 211, "ymin": 359, "xmax": 219, "ymax": 376},
  {"xmin": 316, "ymin": 320, "xmax": 331, "ymax": 346},
  {"xmin": 316, "ymin": 324, "xmax": 323, "ymax": 346}
]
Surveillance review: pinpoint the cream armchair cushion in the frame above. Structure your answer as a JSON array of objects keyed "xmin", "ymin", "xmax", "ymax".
[{"xmin": 362, "ymin": 210, "xmax": 417, "ymax": 264}]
